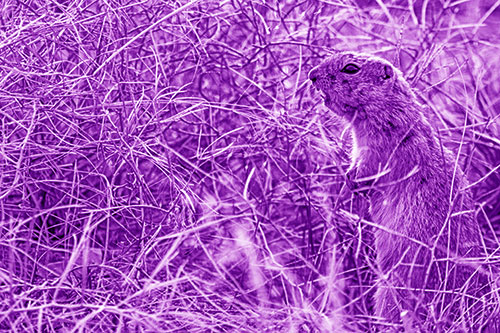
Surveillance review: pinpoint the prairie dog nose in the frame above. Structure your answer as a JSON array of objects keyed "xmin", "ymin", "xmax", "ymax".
[{"xmin": 308, "ymin": 67, "xmax": 318, "ymax": 82}]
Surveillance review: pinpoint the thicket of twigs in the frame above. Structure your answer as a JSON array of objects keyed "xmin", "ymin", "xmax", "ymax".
[{"xmin": 0, "ymin": 0, "xmax": 499, "ymax": 331}]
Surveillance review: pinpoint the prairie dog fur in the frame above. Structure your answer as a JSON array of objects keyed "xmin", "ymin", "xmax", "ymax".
[{"xmin": 309, "ymin": 51, "xmax": 497, "ymax": 331}]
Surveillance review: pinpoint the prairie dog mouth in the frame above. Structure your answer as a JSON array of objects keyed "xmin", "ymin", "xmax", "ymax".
[
  {"xmin": 317, "ymin": 89, "xmax": 330, "ymax": 103},
  {"xmin": 310, "ymin": 80, "xmax": 332, "ymax": 104},
  {"xmin": 323, "ymin": 92, "xmax": 331, "ymax": 104},
  {"xmin": 310, "ymin": 82, "xmax": 326, "ymax": 97}
]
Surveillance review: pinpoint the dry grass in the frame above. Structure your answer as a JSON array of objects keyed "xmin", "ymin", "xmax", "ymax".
[{"xmin": 0, "ymin": 0, "xmax": 499, "ymax": 332}]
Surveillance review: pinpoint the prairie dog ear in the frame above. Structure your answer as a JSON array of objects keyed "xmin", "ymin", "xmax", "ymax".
[{"xmin": 382, "ymin": 64, "xmax": 393, "ymax": 80}]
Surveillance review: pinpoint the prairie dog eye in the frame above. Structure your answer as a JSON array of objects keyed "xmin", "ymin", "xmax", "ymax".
[{"xmin": 341, "ymin": 64, "xmax": 360, "ymax": 74}]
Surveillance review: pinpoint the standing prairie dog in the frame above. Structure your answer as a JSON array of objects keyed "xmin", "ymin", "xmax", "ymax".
[{"xmin": 309, "ymin": 51, "xmax": 497, "ymax": 331}]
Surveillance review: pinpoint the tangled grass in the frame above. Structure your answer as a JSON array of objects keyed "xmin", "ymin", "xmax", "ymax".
[{"xmin": 0, "ymin": 0, "xmax": 499, "ymax": 332}]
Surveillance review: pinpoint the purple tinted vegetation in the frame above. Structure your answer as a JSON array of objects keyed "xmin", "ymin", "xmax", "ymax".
[{"xmin": 0, "ymin": 0, "xmax": 499, "ymax": 332}]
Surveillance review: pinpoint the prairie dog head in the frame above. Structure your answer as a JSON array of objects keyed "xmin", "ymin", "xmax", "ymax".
[{"xmin": 309, "ymin": 52, "xmax": 413, "ymax": 119}]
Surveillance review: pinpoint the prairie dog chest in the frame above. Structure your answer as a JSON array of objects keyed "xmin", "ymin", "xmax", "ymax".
[{"xmin": 345, "ymin": 127, "xmax": 367, "ymax": 175}]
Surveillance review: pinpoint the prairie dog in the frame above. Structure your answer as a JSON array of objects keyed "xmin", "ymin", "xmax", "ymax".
[{"xmin": 309, "ymin": 51, "xmax": 497, "ymax": 331}]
